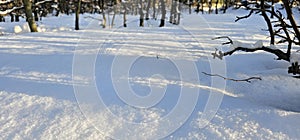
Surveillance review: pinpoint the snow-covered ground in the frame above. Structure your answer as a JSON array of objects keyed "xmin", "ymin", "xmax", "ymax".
[{"xmin": 0, "ymin": 7, "xmax": 300, "ymax": 139}]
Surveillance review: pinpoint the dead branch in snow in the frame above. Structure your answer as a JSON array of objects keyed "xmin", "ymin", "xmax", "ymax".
[{"xmin": 202, "ymin": 72, "xmax": 262, "ymax": 83}]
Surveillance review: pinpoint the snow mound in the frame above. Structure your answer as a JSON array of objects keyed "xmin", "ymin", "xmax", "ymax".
[
  {"xmin": 13, "ymin": 23, "xmax": 31, "ymax": 34},
  {"xmin": 230, "ymin": 40, "xmax": 263, "ymax": 50},
  {"xmin": 14, "ymin": 26, "xmax": 22, "ymax": 34}
]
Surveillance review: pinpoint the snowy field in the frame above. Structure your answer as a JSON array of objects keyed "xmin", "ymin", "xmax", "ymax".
[{"xmin": 0, "ymin": 8, "xmax": 300, "ymax": 139}]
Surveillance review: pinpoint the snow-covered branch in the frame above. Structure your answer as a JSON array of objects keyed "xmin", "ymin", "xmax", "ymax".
[
  {"xmin": 0, "ymin": 0, "xmax": 14, "ymax": 4},
  {"xmin": 35, "ymin": 0, "xmax": 53, "ymax": 6},
  {"xmin": 213, "ymin": 36, "xmax": 289, "ymax": 61},
  {"xmin": 0, "ymin": 6, "xmax": 23, "ymax": 15}
]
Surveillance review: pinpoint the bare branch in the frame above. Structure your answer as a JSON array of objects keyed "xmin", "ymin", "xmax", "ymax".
[
  {"xmin": 223, "ymin": 46, "xmax": 289, "ymax": 61},
  {"xmin": 211, "ymin": 48, "xmax": 224, "ymax": 60},
  {"xmin": 212, "ymin": 36, "xmax": 233, "ymax": 45},
  {"xmin": 202, "ymin": 72, "xmax": 262, "ymax": 83},
  {"xmin": 235, "ymin": 9, "xmax": 255, "ymax": 22}
]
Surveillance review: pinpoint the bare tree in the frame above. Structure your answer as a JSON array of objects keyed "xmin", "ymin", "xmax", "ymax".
[{"xmin": 213, "ymin": 0, "xmax": 300, "ymax": 75}]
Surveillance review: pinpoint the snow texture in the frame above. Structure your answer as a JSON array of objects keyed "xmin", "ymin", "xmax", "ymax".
[{"xmin": 0, "ymin": 8, "xmax": 299, "ymax": 139}]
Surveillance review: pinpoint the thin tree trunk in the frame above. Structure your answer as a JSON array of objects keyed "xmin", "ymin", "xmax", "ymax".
[
  {"xmin": 170, "ymin": 0, "xmax": 174, "ymax": 23},
  {"xmin": 159, "ymin": 0, "xmax": 166, "ymax": 27},
  {"xmin": 196, "ymin": 0, "xmax": 200, "ymax": 13},
  {"xmin": 34, "ymin": 9, "xmax": 39, "ymax": 21},
  {"xmin": 10, "ymin": 13, "xmax": 14, "ymax": 22},
  {"xmin": 122, "ymin": 2, "xmax": 127, "ymax": 27},
  {"xmin": 223, "ymin": 0, "xmax": 227, "ymax": 13},
  {"xmin": 15, "ymin": 15, "xmax": 20, "ymax": 22},
  {"xmin": 75, "ymin": 0, "xmax": 81, "ymax": 30},
  {"xmin": 177, "ymin": 0, "xmax": 181, "ymax": 25},
  {"xmin": 33, "ymin": 0, "xmax": 39, "ymax": 21},
  {"xmin": 208, "ymin": 0, "xmax": 212, "ymax": 14},
  {"xmin": 0, "ymin": 16, "xmax": 4, "ymax": 22},
  {"xmin": 215, "ymin": 0, "xmax": 218, "ymax": 14},
  {"xmin": 139, "ymin": 0, "xmax": 144, "ymax": 27},
  {"xmin": 23, "ymin": 0, "xmax": 38, "ymax": 32},
  {"xmin": 111, "ymin": 4, "xmax": 118, "ymax": 28},
  {"xmin": 188, "ymin": 0, "xmax": 192, "ymax": 14},
  {"xmin": 152, "ymin": 0, "xmax": 156, "ymax": 19},
  {"xmin": 100, "ymin": 0, "xmax": 106, "ymax": 28},
  {"xmin": 173, "ymin": 0, "xmax": 178, "ymax": 24},
  {"xmin": 145, "ymin": 0, "xmax": 151, "ymax": 20},
  {"xmin": 201, "ymin": 0, "xmax": 204, "ymax": 14}
]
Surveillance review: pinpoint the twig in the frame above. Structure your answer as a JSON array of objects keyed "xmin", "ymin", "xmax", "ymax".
[
  {"xmin": 235, "ymin": 9, "xmax": 255, "ymax": 22},
  {"xmin": 211, "ymin": 48, "xmax": 223, "ymax": 60},
  {"xmin": 84, "ymin": 16, "xmax": 103, "ymax": 21},
  {"xmin": 202, "ymin": 72, "xmax": 262, "ymax": 83},
  {"xmin": 212, "ymin": 36, "xmax": 233, "ymax": 45}
]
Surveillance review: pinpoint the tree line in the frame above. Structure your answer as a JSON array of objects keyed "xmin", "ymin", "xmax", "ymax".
[{"xmin": 3, "ymin": 0, "xmax": 298, "ymax": 31}]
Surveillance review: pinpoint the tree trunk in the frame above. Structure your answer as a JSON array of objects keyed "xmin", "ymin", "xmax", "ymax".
[
  {"xmin": 139, "ymin": 0, "xmax": 144, "ymax": 27},
  {"xmin": 196, "ymin": 0, "xmax": 200, "ymax": 13},
  {"xmin": 100, "ymin": 0, "xmax": 106, "ymax": 28},
  {"xmin": 23, "ymin": 0, "xmax": 38, "ymax": 32},
  {"xmin": 34, "ymin": 9, "xmax": 39, "ymax": 21},
  {"xmin": 159, "ymin": 0, "xmax": 166, "ymax": 27},
  {"xmin": 145, "ymin": 0, "xmax": 151, "ymax": 20},
  {"xmin": 0, "ymin": 16, "xmax": 4, "ymax": 22},
  {"xmin": 177, "ymin": 0, "xmax": 181, "ymax": 25},
  {"xmin": 208, "ymin": 0, "xmax": 212, "ymax": 14},
  {"xmin": 75, "ymin": 0, "xmax": 81, "ymax": 30},
  {"xmin": 223, "ymin": 0, "xmax": 228, "ymax": 13},
  {"xmin": 173, "ymin": 0, "xmax": 178, "ymax": 24},
  {"xmin": 152, "ymin": 0, "xmax": 156, "ymax": 19},
  {"xmin": 188, "ymin": 0, "xmax": 192, "ymax": 14},
  {"xmin": 15, "ymin": 15, "xmax": 20, "ymax": 22},
  {"xmin": 215, "ymin": 0, "xmax": 218, "ymax": 14},
  {"xmin": 10, "ymin": 13, "xmax": 14, "ymax": 22},
  {"xmin": 170, "ymin": 0, "xmax": 174, "ymax": 23},
  {"xmin": 33, "ymin": 0, "xmax": 39, "ymax": 21},
  {"xmin": 122, "ymin": 2, "xmax": 127, "ymax": 27},
  {"xmin": 111, "ymin": 5, "xmax": 117, "ymax": 28},
  {"xmin": 201, "ymin": 0, "xmax": 204, "ymax": 14}
]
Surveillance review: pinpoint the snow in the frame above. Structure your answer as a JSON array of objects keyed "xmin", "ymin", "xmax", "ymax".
[
  {"xmin": 0, "ymin": 8, "xmax": 300, "ymax": 139},
  {"xmin": 13, "ymin": 25, "xmax": 22, "ymax": 34},
  {"xmin": 230, "ymin": 40, "xmax": 264, "ymax": 50}
]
